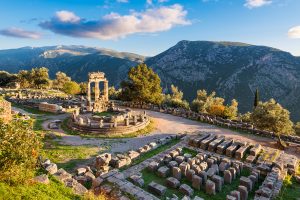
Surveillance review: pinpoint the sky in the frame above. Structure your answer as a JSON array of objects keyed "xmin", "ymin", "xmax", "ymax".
[{"xmin": 0, "ymin": 0, "xmax": 300, "ymax": 56}]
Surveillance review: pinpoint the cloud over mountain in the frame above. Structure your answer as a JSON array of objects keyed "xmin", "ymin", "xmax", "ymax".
[
  {"xmin": 39, "ymin": 4, "xmax": 190, "ymax": 40},
  {"xmin": 0, "ymin": 27, "xmax": 41, "ymax": 39},
  {"xmin": 288, "ymin": 26, "xmax": 300, "ymax": 39}
]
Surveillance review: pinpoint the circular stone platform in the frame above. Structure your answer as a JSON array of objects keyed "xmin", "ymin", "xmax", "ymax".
[{"xmin": 68, "ymin": 108, "xmax": 150, "ymax": 135}]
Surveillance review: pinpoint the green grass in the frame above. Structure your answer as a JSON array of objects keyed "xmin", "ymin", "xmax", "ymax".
[
  {"xmin": 41, "ymin": 140, "xmax": 102, "ymax": 172},
  {"xmin": 121, "ymin": 138, "xmax": 181, "ymax": 171},
  {"xmin": 182, "ymin": 147, "xmax": 198, "ymax": 157},
  {"xmin": 0, "ymin": 176, "xmax": 81, "ymax": 200},
  {"xmin": 276, "ymin": 174, "xmax": 300, "ymax": 200},
  {"xmin": 12, "ymin": 103, "xmax": 55, "ymax": 115},
  {"xmin": 61, "ymin": 117, "xmax": 155, "ymax": 139},
  {"xmin": 141, "ymin": 167, "xmax": 262, "ymax": 200}
]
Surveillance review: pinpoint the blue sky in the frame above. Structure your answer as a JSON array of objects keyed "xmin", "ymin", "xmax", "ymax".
[{"xmin": 0, "ymin": 0, "xmax": 300, "ymax": 56}]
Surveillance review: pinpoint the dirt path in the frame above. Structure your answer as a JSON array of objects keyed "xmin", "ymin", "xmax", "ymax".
[{"xmin": 42, "ymin": 109, "xmax": 300, "ymax": 158}]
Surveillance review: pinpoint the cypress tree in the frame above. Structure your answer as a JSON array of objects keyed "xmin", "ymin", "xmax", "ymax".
[{"xmin": 254, "ymin": 88, "xmax": 259, "ymax": 108}]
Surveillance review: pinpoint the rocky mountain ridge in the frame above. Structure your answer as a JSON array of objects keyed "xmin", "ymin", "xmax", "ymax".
[{"xmin": 1, "ymin": 41, "xmax": 300, "ymax": 120}]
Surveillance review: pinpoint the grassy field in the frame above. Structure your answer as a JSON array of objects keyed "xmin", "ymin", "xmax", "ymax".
[
  {"xmin": 0, "ymin": 176, "xmax": 81, "ymax": 200},
  {"xmin": 61, "ymin": 118, "xmax": 155, "ymax": 139},
  {"xmin": 12, "ymin": 103, "xmax": 56, "ymax": 115},
  {"xmin": 121, "ymin": 138, "xmax": 181, "ymax": 171},
  {"xmin": 41, "ymin": 139, "xmax": 102, "ymax": 172}
]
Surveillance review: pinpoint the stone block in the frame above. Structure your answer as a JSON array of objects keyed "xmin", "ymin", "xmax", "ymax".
[
  {"xmin": 148, "ymin": 181, "xmax": 166, "ymax": 196},
  {"xmin": 179, "ymin": 162, "xmax": 190, "ymax": 176},
  {"xmin": 235, "ymin": 145, "xmax": 250, "ymax": 160},
  {"xmin": 224, "ymin": 170, "xmax": 232, "ymax": 184},
  {"xmin": 249, "ymin": 144, "xmax": 261, "ymax": 156},
  {"xmin": 229, "ymin": 167, "xmax": 237, "ymax": 180},
  {"xmin": 148, "ymin": 161, "xmax": 160, "ymax": 172},
  {"xmin": 208, "ymin": 136, "xmax": 225, "ymax": 152},
  {"xmin": 127, "ymin": 150, "xmax": 140, "ymax": 160},
  {"xmin": 219, "ymin": 161, "xmax": 230, "ymax": 173},
  {"xmin": 157, "ymin": 166, "xmax": 170, "ymax": 178},
  {"xmin": 192, "ymin": 175, "xmax": 202, "ymax": 190},
  {"xmin": 168, "ymin": 160, "xmax": 179, "ymax": 168},
  {"xmin": 175, "ymin": 156, "xmax": 185, "ymax": 164},
  {"xmin": 170, "ymin": 150, "xmax": 180, "ymax": 158},
  {"xmin": 212, "ymin": 175, "xmax": 223, "ymax": 192},
  {"xmin": 172, "ymin": 167, "xmax": 181, "ymax": 180},
  {"xmin": 230, "ymin": 190, "xmax": 240, "ymax": 200},
  {"xmin": 166, "ymin": 177, "xmax": 180, "ymax": 189},
  {"xmin": 199, "ymin": 171, "xmax": 208, "ymax": 184},
  {"xmin": 179, "ymin": 184, "xmax": 194, "ymax": 197},
  {"xmin": 205, "ymin": 180, "xmax": 216, "ymax": 195},
  {"xmin": 129, "ymin": 175, "xmax": 144, "ymax": 187},
  {"xmin": 238, "ymin": 185, "xmax": 248, "ymax": 200},
  {"xmin": 240, "ymin": 176, "xmax": 252, "ymax": 192},
  {"xmin": 186, "ymin": 169, "xmax": 196, "ymax": 181}
]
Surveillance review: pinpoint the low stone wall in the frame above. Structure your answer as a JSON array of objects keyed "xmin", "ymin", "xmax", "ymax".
[
  {"xmin": 0, "ymin": 99, "xmax": 12, "ymax": 123},
  {"xmin": 67, "ymin": 117, "xmax": 150, "ymax": 135},
  {"xmin": 116, "ymin": 101, "xmax": 300, "ymax": 144}
]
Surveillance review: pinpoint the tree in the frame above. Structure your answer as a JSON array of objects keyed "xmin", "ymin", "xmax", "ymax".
[
  {"xmin": 163, "ymin": 84, "xmax": 189, "ymax": 109},
  {"xmin": 53, "ymin": 71, "xmax": 71, "ymax": 90},
  {"xmin": 79, "ymin": 82, "xmax": 88, "ymax": 95},
  {"xmin": 254, "ymin": 88, "xmax": 259, "ymax": 108},
  {"xmin": 224, "ymin": 99, "xmax": 239, "ymax": 120},
  {"xmin": 31, "ymin": 67, "xmax": 50, "ymax": 89},
  {"xmin": 62, "ymin": 81, "xmax": 81, "ymax": 95},
  {"xmin": 17, "ymin": 70, "xmax": 32, "ymax": 88},
  {"xmin": 251, "ymin": 99, "xmax": 294, "ymax": 135},
  {"xmin": 120, "ymin": 64, "xmax": 163, "ymax": 104},
  {"xmin": 108, "ymin": 86, "xmax": 121, "ymax": 100},
  {"xmin": 0, "ymin": 119, "xmax": 41, "ymax": 184},
  {"xmin": 0, "ymin": 71, "xmax": 18, "ymax": 87}
]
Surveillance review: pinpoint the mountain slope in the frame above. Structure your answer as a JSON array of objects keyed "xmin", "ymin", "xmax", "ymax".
[
  {"xmin": 0, "ymin": 45, "xmax": 145, "ymax": 85},
  {"xmin": 1, "ymin": 41, "xmax": 300, "ymax": 121},
  {"xmin": 146, "ymin": 40, "xmax": 300, "ymax": 120}
]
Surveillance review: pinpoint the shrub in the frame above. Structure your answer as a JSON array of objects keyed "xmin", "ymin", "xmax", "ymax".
[{"xmin": 0, "ymin": 119, "xmax": 41, "ymax": 185}]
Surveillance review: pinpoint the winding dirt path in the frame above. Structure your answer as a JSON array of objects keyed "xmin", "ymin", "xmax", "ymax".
[{"xmin": 40, "ymin": 109, "xmax": 300, "ymax": 158}]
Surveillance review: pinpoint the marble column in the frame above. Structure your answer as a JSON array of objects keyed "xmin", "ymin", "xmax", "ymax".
[
  {"xmin": 87, "ymin": 82, "xmax": 91, "ymax": 102},
  {"xmin": 94, "ymin": 81, "xmax": 100, "ymax": 101},
  {"xmin": 104, "ymin": 80, "xmax": 108, "ymax": 101}
]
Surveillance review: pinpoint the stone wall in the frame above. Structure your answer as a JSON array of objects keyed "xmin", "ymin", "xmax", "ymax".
[
  {"xmin": 116, "ymin": 101, "xmax": 300, "ymax": 144},
  {"xmin": 0, "ymin": 99, "xmax": 12, "ymax": 123}
]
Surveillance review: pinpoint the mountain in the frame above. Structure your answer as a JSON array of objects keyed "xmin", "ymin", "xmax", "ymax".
[
  {"xmin": 1, "ymin": 41, "xmax": 300, "ymax": 121},
  {"xmin": 146, "ymin": 40, "xmax": 300, "ymax": 121},
  {"xmin": 0, "ymin": 45, "xmax": 145, "ymax": 86}
]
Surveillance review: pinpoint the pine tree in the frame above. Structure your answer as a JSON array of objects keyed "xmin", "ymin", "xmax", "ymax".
[{"xmin": 254, "ymin": 88, "xmax": 259, "ymax": 108}]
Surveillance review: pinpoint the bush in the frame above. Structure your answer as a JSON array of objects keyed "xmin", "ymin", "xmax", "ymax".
[
  {"xmin": 0, "ymin": 119, "xmax": 41, "ymax": 185},
  {"xmin": 62, "ymin": 81, "xmax": 81, "ymax": 95}
]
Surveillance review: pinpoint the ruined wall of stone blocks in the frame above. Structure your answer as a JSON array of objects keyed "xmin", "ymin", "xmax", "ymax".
[{"xmin": 0, "ymin": 99, "xmax": 12, "ymax": 123}]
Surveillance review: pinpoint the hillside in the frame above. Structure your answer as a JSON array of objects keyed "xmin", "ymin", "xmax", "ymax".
[
  {"xmin": 146, "ymin": 41, "xmax": 300, "ymax": 120},
  {"xmin": 0, "ymin": 45, "xmax": 145, "ymax": 86},
  {"xmin": 1, "ymin": 41, "xmax": 300, "ymax": 120}
]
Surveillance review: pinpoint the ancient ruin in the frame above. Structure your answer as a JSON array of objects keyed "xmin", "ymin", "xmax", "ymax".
[
  {"xmin": 68, "ymin": 72, "xmax": 150, "ymax": 135},
  {"xmin": 87, "ymin": 72, "xmax": 109, "ymax": 113}
]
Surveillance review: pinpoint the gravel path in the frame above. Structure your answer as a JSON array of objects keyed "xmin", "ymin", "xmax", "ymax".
[{"xmin": 42, "ymin": 109, "xmax": 300, "ymax": 157}]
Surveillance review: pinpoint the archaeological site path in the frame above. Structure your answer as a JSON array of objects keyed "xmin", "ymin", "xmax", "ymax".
[{"xmin": 36, "ymin": 108, "xmax": 300, "ymax": 158}]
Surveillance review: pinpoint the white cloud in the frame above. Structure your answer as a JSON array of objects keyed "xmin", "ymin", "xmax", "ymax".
[
  {"xmin": 244, "ymin": 0, "xmax": 272, "ymax": 9},
  {"xmin": 56, "ymin": 10, "xmax": 80, "ymax": 22},
  {"xmin": 288, "ymin": 26, "xmax": 300, "ymax": 39},
  {"xmin": 39, "ymin": 4, "xmax": 190, "ymax": 40},
  {"xmin": 0, "ymin": 27, "xmax": 41, "ymax": 39}
]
